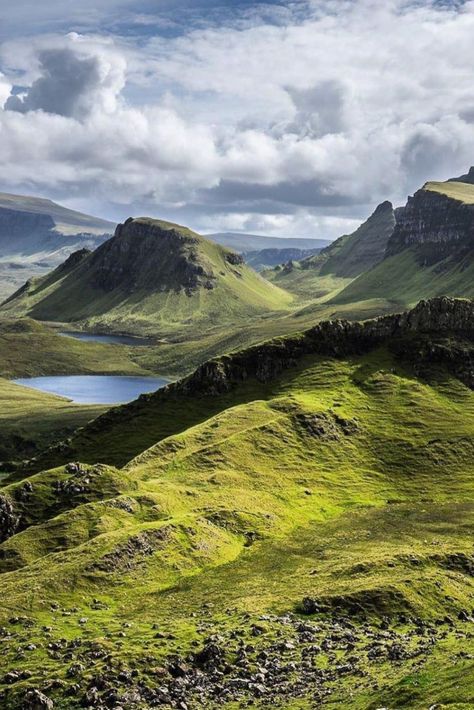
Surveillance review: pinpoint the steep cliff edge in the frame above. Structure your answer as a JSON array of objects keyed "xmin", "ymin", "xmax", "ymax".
[
  {"xmin": 266, "ymin": 201, "xmax": 396, "ymax": 299},
  {"xmin": 386, "ymin": 182, "xmax": 474, "ymax": 261}
]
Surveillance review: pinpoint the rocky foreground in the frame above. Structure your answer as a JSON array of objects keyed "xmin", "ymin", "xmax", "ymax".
[{"xmin": 2, "ymin": 600, "xmax": 474, "ymax": 709}]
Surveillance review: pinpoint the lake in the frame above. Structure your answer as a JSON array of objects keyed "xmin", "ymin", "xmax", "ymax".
[
  {"xmin": 13, "ymin": 375, "xmax": 168, "ymax": 405},
  {"xmin": 59, "ymin": 331, "xmax": 153, "ymax": 346}
]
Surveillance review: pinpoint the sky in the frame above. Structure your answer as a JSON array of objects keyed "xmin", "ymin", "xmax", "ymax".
[{"xmin": 0, "ymin": 0, "xmax": 473, "ymax": 238}]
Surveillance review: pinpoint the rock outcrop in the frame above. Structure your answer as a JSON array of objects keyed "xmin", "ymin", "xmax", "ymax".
[
  {"xmin": 0, "ymin": 494, "xmax": 20, "ymax": 543},
  {"xmin": 386, "ymin": 187, "xmax": 474, "ymax": 262},
  {"xmin": 89, "ymin": 218, "xmax": 218, "ymax": 294},
  {"xmin": 177, "ymin": 297, "xmax": 474, "ymax": 394}
]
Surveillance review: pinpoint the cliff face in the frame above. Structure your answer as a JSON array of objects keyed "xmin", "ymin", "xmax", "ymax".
[
  {"xmin": 0, "ymin": 208, "xmax": 56, "ymax": 250},
  {"xmin": 88, "ymin": 218, "xmax": 238, "ymax": 294},
  {"xmin": 386, "ymin": 188, "xmax": 474, "ymax": 262},
  {"xmin": 280, "ymin": 200, "xmax": 396, "ymax": 279}
]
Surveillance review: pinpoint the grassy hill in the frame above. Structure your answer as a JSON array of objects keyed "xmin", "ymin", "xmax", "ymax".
[
  {"xmin": 1, "ymin": 218, "xmax": 293, "ymax": 337},
  {"xmin": 424, "ymin": 179, "xmax": 474, "ymax": 204},
  {"xmin": 266, "ymin": 201, "xmax": 395, "ymax": 300},
  {"xmin": 1, "ymin": 298, "xmax": 474, "ymax": 708}
]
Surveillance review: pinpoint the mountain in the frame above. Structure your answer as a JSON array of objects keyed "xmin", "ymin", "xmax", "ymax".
[
  {"xmin": 0, "ymin": 191, "xmax": 114, "ymax": 262},
  {"xmin": 1, "ymin": 217, "xmax": 293, "ymax": 336},
  {"xmin": 333, "ymin": 173, "xmax": 474, "ymax": 308},
  {"xmin": 3, "ymin": 297, "xmax": 474, "ymax": 710},
  {"xmin": 207, "ymin": 231, "xmax": 330, "ymax": 252},
  {"xmin": 244, "ymin": 246, "xmax": 320, "ymax": 271},
  {"xmin": 0, "ymin": 192, "xmax": 115, "ymax": 301},
  {"xmin": 265, "ymin": 200, "xmax": 396, "ymax": 299}
]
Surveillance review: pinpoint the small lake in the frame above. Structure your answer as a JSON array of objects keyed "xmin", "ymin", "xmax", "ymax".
[
  {"xmin": 13, "ymin": 375, "xmax": 168, "ymax": 405},
  {"xmin": 59, "ymin": 331, "xmax": 153, "ymax": 346}
]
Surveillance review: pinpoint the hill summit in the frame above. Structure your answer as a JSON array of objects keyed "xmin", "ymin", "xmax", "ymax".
[{"xmin": 1, "ymin": 217, "xmax": 293, "ymax": 335}]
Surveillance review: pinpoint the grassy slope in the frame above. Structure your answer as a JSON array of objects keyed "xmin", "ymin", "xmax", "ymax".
[
  {"xmin": 0, "ymin": 378, "xmax": 106, "ymax": 465},
  {"xmin": 1, "ymin": 346, "xmax": 474, "ymax": 707},
  {"xmin": 1, "ymin": 219, "xmax": 293, "ymax": 337},
  {"xmin": 265, "ymin": 202, "xmax": 395, "ymax": 301},
  {"xmin": 425, "ymin": 180, "xmax": 474, "ymax": 203},
  {"xmin": 0, "ymin": 318, "xmax": 162, "ymax": 466},
  {"xmin": 332, "ymin": 247, "xmax": 474, "ymax": 309},
  {"xmin": 0, "ymin": 318, "xmax": 153, "ymax": 378}
]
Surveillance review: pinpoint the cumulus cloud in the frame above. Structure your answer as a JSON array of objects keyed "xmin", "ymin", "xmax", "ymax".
[
  {"xmin": 0, "ymin": 1, "xmax": 474, "ymax": 237},
  {"xmin": 4, "ymin": 37, "xmax": 126, "ymax": 118},
  {"xmin": 6, "ymin": 49, "xmax": 116, "ymax": 117},
  {"xmin": 0, "ymin": 74, "xmax": 11, "ymax": 108}
]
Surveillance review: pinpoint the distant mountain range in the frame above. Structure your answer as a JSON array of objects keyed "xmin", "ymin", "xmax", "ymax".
[
  {"xmin": 0, "ymin": 192, "xmax": 115, "ymax": 263},
  {"xmin": 207, "ymin": 231, "xmax": 330, "ymax": 252}
]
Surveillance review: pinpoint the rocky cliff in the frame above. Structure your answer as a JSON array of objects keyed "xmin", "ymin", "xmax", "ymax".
[
  {"xmin": 89, "ymin": 218, "xmax": 222, "ymax": 294},
  {"xmin": 178, "ymin": 296, "xmax": 474, "ymax": 394},
  {"xmin": 386, "ymin": 185, "xmax": 474, "ymax": 262}
]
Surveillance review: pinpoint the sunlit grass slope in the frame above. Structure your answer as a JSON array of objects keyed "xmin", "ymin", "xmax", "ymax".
[
  {"xmin": 425, "ymin": 179, "xmax": 474, "ymax": 203},
  {"xmin": 1, "ymin": 304, "xmax": 474, "ymax": 707}
]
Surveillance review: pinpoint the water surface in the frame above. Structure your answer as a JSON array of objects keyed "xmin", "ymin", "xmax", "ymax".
[
  {"xmin": 60, "ymin": 331, "xmax": 152, "ymax": 346},
  {"xmin": 14, "ymin": 375, "xmax": 168, "ymax": 405}
]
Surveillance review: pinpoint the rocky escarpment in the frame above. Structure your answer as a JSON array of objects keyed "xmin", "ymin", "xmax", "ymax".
[
  {"xmin": 88, "ymin": 218, "xmax": 220, "ymax": 294},
  {"xmin": 177, "ymin": 297, "xmax": 474, "ymax": 395},
  {"xmin": 50, "ymin": 297, "xmax": 474, "ymax": 444},
  {"xmin": 386, "ymin": 187, "xmax": 474, "ymax": 262}
]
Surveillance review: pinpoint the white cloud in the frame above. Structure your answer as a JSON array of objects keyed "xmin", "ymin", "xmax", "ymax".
[
  {"xmin": 0, "ymin": 74, "xmax": 11, "ymax": 108},
  {"xmin": 0, "ymin": 1, "xmax": 474, "ymax": 236}
]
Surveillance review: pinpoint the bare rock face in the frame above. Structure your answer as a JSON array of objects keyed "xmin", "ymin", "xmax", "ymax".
[
  {"xmin": 386, "ymin": 188, "xmax": 474, "ymax": 262},
  {"xmin": 89, "ymin": 218, "xmax": 218, "ymax": 294},
  {"xmin": 0, "ymin": 494, "xmax": 20, "ymax": 543}
]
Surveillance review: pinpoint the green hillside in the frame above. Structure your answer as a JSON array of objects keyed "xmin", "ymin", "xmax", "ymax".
[
  {"xmin": 1, "ymin": 218, "xmax": 293, "ymax": 337},
  {"xmin": 1, "ymin": 298, "xmax": 474, "ymax": 708},
  {"xmin": 331, "ymin": 247, "xmax": 474, "ymax": 308},
  {"xmin": 266, "ymin": 201, "xmax": 395, "ymax": 300}
]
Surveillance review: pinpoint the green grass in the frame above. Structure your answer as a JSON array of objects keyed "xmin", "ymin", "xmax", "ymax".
[
  {"xmin": 425, "ymin": 180, "xmax": 474, "ymax": 204},
  {"xmin": 0, "ymin": 377, "xmax": 106, "ymax": 464},
  {"xmin": 0, "ymin": 318, "xmax": 153, "ymax": 378},
  {"xmin": 331, "ymin": 247, "xmax": 474, "ymax": 309},
  {"xmin": 1, "ymin": 333, "xmax": 474, "ymax": 707}
]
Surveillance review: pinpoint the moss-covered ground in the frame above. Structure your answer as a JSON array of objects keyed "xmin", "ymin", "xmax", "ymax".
[{"xmin": 1, "ymin": 342, "xmax": 474, "ymax": 708}]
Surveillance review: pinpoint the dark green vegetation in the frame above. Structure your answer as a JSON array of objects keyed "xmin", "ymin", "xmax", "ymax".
[
  {"xmin": 1, "ymin": 297, "xmax": 474, "ymax": 708},
  {"xmin": 2, "ymin": 218, "xmax": 293, "ymax": 337}
]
